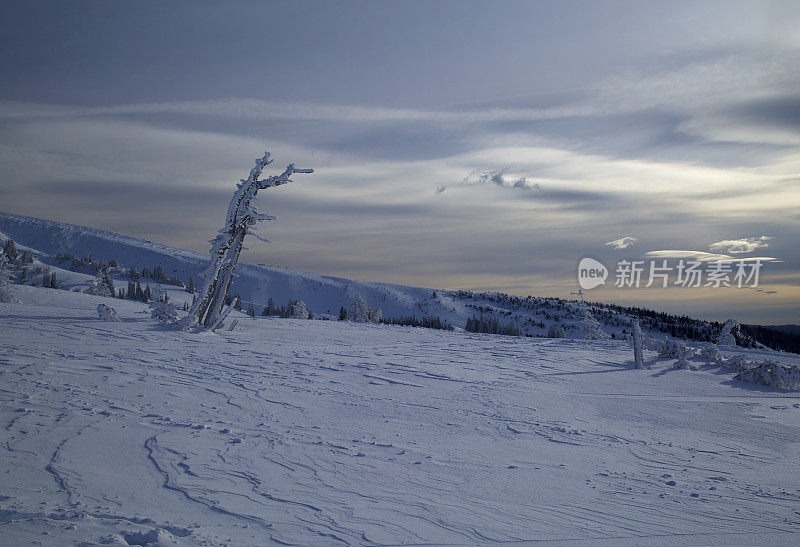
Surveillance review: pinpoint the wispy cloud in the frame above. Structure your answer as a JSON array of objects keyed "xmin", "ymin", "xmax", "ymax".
[
  {"xmin": 709, "ymin": 236, "xmax": 773, "ymax": 254},
  {"xmin": 463, "ymin": 170, "xmax": 540, "ymax": 191},
  {"xmin": 605, "ymin": 236, "xmax": 637, "ymax": 250},
  {"xmin": 644, "ymin": 250, "xmax": 779, "ymax": 263},
  {"xmin": 0, "ymin": 51, "xmax": 794, "ymax": 134}
]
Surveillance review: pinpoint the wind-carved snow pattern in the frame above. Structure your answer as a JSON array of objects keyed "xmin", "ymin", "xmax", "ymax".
[{"xmin": 2, "ymin": 286, "xmax": 800, "ymax": 544}]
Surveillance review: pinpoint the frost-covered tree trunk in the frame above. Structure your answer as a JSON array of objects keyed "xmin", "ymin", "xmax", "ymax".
[
  {"xmin": 189, "ymin": 152, "xmax": 312, "ymax": 329},
  {"xmin": 0, "ymin": 253, "xmax": 20, "ymax": 304},
  {"xmin": 632, "ymin": 318, "xmax": 644, "ymax": 369}
]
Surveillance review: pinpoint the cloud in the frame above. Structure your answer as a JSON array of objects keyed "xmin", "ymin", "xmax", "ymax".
[
  {"xmin": 463, "ymin": 170, "xmax": 540, "ymax": 191},
  {"xmin": 709, "ymin": 236, "xmax": 773, "ymax": 254},
  {"xmin": 435, "ymin": 185, "xmax": 446, "ymax": 194},
  {"xmin": 605, "ymin": 236, "xmax": 637, "ymax": 250},
  {"xmin": 644, "ymin": 250, "xmax": 779, "ymax": 263}
]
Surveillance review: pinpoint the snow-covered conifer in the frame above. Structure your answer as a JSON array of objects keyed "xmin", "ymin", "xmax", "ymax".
[
  {"xmin": 153, "ymin": 265, "xmax": 168, "ymax": 283},
  {"xmin": 3, "ymin": 239, "xmax": 18, "ymax": 263},
  {"xmin": 368, "ymin": 307, "xmax": 382, "ymax": 324},
  {"xmin": 546, "ymin": 324, "xmax": 566, "ymax": 338},
  {"xmin": 716, "ymin": 319, "xmax": 739, "ymax": 346},
  {"xmin": 88, "ymin": 270, "xmax": 115, "ymax": 297},
  {"xmin": 291, "ymin": 300, "xmax": 308, "ymax": 319},
  {"xmin": 582, "ymin": 306, "xmax": 609, "ymax": 340},
  {"xmin": 348, "ymin": 295, "xmax": 371, "ymax": 322}
]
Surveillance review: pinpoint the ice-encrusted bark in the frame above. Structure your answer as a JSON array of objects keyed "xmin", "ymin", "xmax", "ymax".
[
  {"xmin": 189, "ymin": 152, "xmax": 312, "ymax": 330},
  {"xmin": 632, "ymin": 318, "xmax": 644, "ymax": 369}
]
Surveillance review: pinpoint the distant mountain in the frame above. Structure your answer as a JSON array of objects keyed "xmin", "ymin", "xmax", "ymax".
[{"xmin": 1, "ymin": 210, "xmax": 797, "ymax": 353}]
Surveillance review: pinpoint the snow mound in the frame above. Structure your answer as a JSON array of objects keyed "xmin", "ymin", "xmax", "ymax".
[
  {"xmin": 734, "ymin": 362, "xmax": 800, "ymax": 391},
  {"xmin": 724, "ymin": 354, "xmax": 753, "ymax": 371}
]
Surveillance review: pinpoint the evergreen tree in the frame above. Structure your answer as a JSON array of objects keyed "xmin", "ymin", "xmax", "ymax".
[
  {"xmin": 143, "ymin": 284, "xmax": 152, "ymax": 302},
  {"xmin": 153, "ymin": 265, "xmax": 168, "ymax": 283},
  {"xmin": 3, "ymin": 239, "xmax": 18, "ymax": 262},
  {"xmin": 186, "ymin": 277, "xmax": 195, "ymax": 293}
]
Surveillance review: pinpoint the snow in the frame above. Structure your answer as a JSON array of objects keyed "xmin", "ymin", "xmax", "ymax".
[
  {"xmin": 2, "ymin": 286, "xmax": 800, "ymax": 544},
  {"xmin": 735, "ymin": 362, "xmax": 800, "ymax": 391}
]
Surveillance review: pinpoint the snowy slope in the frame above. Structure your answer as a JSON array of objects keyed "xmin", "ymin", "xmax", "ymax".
[
  {"xmin": 0, "ymin": 211, "xmax": 741, "ymax": 344},
  {"xmin": 1, "ymin": 286, "xmax": 799, "ymax": 544},
  {"xmin": 0, "ymin": 211, "xmax": 450, "ymax": 321}
]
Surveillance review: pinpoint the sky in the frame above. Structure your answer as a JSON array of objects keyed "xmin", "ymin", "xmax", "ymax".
[{"xmin": 0, "ymin": 1, "xmax": 798, "ymax": 324}]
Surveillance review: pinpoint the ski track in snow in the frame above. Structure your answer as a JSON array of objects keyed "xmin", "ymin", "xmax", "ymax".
[{"xmin": 1, "ymin": 287, "xmax": 799, "ymax": 545}]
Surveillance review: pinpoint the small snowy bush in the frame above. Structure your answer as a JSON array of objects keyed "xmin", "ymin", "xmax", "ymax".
[
  {"xmin": 546, "ymin": 323, "xmax": 566, "ymax": 338},
  {"xmin": 673, "ymin": 355, "xmax": 697, "ymax": 370},
  {"xmin": 734, "ymin": 362, "xmax": 800, "ymax": 391},
  {"xmin": 97, "ymin": 304, "xmax": 120, "ymax": 322},
  {"xmin": 723, "ymin": 354, "xmax": 752, "ymax": 371},
  {"xmin": 150, "ymin": 301, "xmax": 180, "ymax": 324},
  {"xmin": 658, "ymin": 338, "xmax": 687, "ymax": 359},
  {"xmin": 698, "ymin": 344, "xmax": 722, "ymax": 363}
]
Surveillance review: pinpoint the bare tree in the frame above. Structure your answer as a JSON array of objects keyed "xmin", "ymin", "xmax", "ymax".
[{"xmin": 189, "ymin": 152, "xmax": 313, "ymax": 330}]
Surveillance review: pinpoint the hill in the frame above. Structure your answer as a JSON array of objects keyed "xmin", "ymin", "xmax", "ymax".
[{"xmin": 1, "ymin": 210, "xmax": 798, "ymax": 353}]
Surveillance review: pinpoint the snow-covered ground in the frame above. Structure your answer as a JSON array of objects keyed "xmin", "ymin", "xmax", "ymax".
[{"xmin": 1, "ymin": 286, "xmax": 799, "ymax": 545}]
